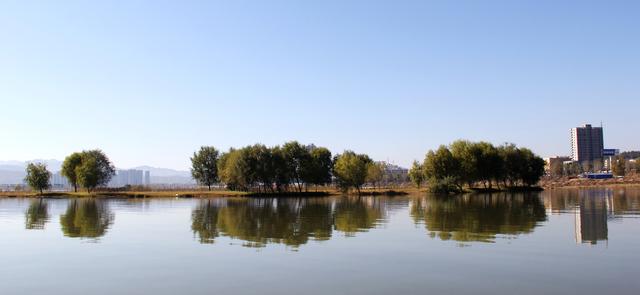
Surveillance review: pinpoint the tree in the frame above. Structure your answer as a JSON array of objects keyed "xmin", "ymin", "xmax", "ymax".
[
  {"xmin": 365, "ymin": 162, "xmax": 385, "ymax": 189},
  {"xmin": 24, "ymin": 163, "xmax": 51, "ymax": 194},
  {"xmin": 302, "ymin": 147, "xmax": 333, "ymax": 190},
  {"xmin": 76, "ymin": 150, "xmax": 115, "ymax": 193},
  {"xmin": 636, "ymin": 158, "xmax": 640, "ymax": 172},
  {"xmin": 612, "ymin": 155, "xmax": 626, "ymax": 176},
  {"xmin": 61, "ymin": 152, "xmax": 82, "ymax": 192},
  {"xmin": 283, "ymin": 141, "xmax": 311, "ymax": 192},
  {"xmin": 423, "ymin": 145, "xmax": 463, "ymax": 192},
  {"xmin": 408, "ymin": 160, "xmax": 425, "ymax": 188},
  {"xmin": 191, "ymin": 146, "xmax": 220, "ymax": 190},
  {"xmin": 333, "ymin": 151, "xmax": 372, "ymax": 194}
]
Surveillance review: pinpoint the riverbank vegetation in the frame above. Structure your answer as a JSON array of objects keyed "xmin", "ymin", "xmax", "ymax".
[{"xmin": 409, "ymin": 141, "xmax": 545, "ymax": 194}]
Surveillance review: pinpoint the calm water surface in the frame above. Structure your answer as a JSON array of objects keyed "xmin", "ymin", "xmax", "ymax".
[{"xmin": 1, "ymin": 188, "xmax": 639, "ymax": 295}]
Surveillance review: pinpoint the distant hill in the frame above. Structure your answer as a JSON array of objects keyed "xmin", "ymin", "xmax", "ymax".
[
  {"xmin": 0, "ymin": 160, "xmax": 63, "ymax": 184},
  {"xmin": 132, "ymin": 165, "xmax": 194, "ymax": 184},
  {"xmin": 0, "ymin": 160, "xmax": 194, "ymax": 185}
]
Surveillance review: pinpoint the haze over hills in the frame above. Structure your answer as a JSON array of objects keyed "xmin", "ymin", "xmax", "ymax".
[{"xmin": 0, "ymin": 160, "xmax": 194, "ymax": 185}]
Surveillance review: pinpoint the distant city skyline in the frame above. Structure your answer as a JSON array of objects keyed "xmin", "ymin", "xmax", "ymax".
[{"xmin": 2, "ymin": 1, "xmax": 639, "ymax": 170}]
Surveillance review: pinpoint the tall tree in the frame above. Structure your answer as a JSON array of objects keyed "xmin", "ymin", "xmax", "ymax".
[
  {"xmin": 423, "ymin": 145, "xmax": 463, "ymax": 192},
  {"xmin": 283, "ymin": 141, "xmax": 311, "ymax": 192},
  {"xmin": 61, "ymin": 152, "xmax": 82, "ymax": 192},
  {"xmin": 191, "ymin": 146, "xmax": 220, "ymax": 191},
  {"xmin": 365, "ymin": 162, "xmax": 385, "ymax": 189},
  {"xmin": 302, "ymin": 147, "xmax": 333, "ymax": 190},
  {"xmin": 333, "ymin": 151, "xmax": 372, "ymax": 194},
  {"xmin": 408, "ymin": 160, "xmax": 425, "ymax": 188},
  {"xmin": 24, "ymin": 163, "xmax": 51, "ymax": 194},
  {"xmin": 76, "ymin": 150, "xmax": 115, "ymax": 193}
]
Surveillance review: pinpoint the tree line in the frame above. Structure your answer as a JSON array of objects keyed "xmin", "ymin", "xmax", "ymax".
[
  {"xmin": 408, "ymin": 140, "xmax": 545, "ymax": 193},
  {"xmin": 191, "ymin": 141, "xmax": 384, "ymax": 194}
]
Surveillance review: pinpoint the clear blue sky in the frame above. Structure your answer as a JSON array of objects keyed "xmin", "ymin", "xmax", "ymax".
[{"xmin": 1, "ymin": 1, "xmax": 638, "ymax": 170}]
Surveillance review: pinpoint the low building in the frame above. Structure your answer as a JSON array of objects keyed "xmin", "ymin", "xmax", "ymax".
[{"xmin": 544, "ymin": 156, "xmax": 572, "ymax": 173}]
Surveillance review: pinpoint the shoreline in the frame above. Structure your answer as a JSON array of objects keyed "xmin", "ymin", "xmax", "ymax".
[{"xmin": 2, "ymin": 183, "xmax": 639, "ymax": 199}]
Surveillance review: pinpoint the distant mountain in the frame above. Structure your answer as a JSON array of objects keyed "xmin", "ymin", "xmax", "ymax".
[
  {"xmin": 0, "ymin": 160, "xmax": 63, "ymax": 184},
  {"xmin": 0, "ymin": 161, "xmax": 194, "ymax": 185},
  {"xmin": 0, "ymin": 159, "xmax": 63, "ymax": 172},
  {"xmin": 131, "ymin": 166, "xmax": 190, "ymax": 177},
  {"xmin": 131, "ymin": 166, "xmax": 194, "ymax": 184}
]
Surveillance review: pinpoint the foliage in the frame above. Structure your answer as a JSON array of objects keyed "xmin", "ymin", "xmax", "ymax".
[
  {"xmin": 24, "ymin": 163, "xmax": 51, "ymax": 194},
  {"xmin": 612, "ymin": 155, "xmax": 626, "ymax": 176},
  {"xmin": 408, "ymin": 160, "xmax": 425, "ymax": 188},
  {"xmin": 75, "ymin": 150, "xmax": 115, "ymax": 193},
  {"xmin": 191, "ymin": 146, "xmax": 220, "ymax": 190},
  {"xmin": 216, "ymin": 142, "xmax": 333, "ymax": 193},
  {"xmin": 61, "ymin": 152, "xmax": 82, "ymax": 192},
  {"xmin": 417, "ymin": 140, "xmax": 545, "ymax": 193},
  {"xmin": 302, "ymin": 147, "xmax": 334, "ymax": 189},
  {"xmin": 333, "ymin": 151, "xmax": 372, "ymax": 194},
  {"xmin": 282, "ymin": 141, "xmax": 311, "ymax": 192},
  {"xmin": 365, "ymin": 162, "xmax": 385, "ymax": 189}
]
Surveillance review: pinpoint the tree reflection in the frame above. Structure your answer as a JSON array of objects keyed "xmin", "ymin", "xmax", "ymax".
[
  {"xmin": 411, "ymin": 194, "xmax": 547, "ymax": 243},
  {"xmin": 333, "ymin": 197, "xmax": 384, "ymax": 237},
  {"xmin": 25, "ymin": 199, "xmax": 49, "ymax": 230},
  {"xmin": 60, "ymin": 199, "xmax": 114, "ymax": 239},
  {"xmin": 191, "ymin": 197, "xmax": 387, "ymax": 247},
  {"xmin": 191, "ymin": 200, "xmax": 222, "ymax": 244}
]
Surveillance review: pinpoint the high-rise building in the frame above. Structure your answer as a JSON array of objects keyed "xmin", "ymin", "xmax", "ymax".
[
  {"xmin": 571, "ymin": 124, "xmax": 604, "ymax": 163},
  {"xmin": 144, "ymin": 171, "xmax": 151, "ymax": 186},
  {"xmin": 108, "ymin": 169, "xmax": 145, "ymax": 187}
]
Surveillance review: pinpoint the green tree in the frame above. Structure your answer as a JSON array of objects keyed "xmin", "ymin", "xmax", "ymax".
[
  {"xmin": 283, "ymin": 141, "xmax": 311, "ymax": 192},
  {"xmin": 302, "ymin": 147, "xmax": 333, "ymax": 190},
  {"xmin": 365, "ymin": 162, "xmax": 385, "ymax": 189},
  {"xmin": 423, "ymin": 145, "xmax": 463, "ymax": 192},
  {"xmin": 61, "ymin": 152, "xmax": 82, "ymax": 192},
  {"xmin": 76, "ymin": 150, "xmax": 115, "ymax": 193},
  {"xmin": 24, "ymin": 163, "xmax": 51, "ymax": 194},
  {"xmin": 408, "ymin": 160, "xmax": 425, "ymax": 188},
  {"xmin": 612, "ymin": 155, "xmax": 626, "ymax": 176},
  {"xmin": 191, "ymin": 146, "xmax": 220, "ymax": 190},
  {"xmin": 333, "ymin": 151, "xmax": 372, "ymax": 194}
]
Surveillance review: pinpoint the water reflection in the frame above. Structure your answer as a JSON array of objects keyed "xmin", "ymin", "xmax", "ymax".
[
  {"xmin": 543, "ymin": 188, "xmax": 640, "ymax": 245},
  {"xmin": 191, "ymin": 197, "xmax": 391, "ymax": 248},
  {"xmin": 25, "ymin": 199, "xmax": 49, "ymax": 230},
  {"xmin": 410, "ymin": 193, "xmax": 547, "ymax": 243},
  {"xmin": 60, "ymin": 199, "xmax": 114, "ymax": 239}
]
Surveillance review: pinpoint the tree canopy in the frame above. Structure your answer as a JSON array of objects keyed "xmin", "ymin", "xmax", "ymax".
[
  {"xmin": 191, "ymin": 146, "xmax": 220, "ymax": 190},
  {"xmin": 333, "ymin": 151, "xmax": 372, "ymax": 194},
  {"xmin": 24, "ymin": 163, "xmax": 51, "ymax": 194},
  {"xmin": 416, "ymin": 140, "xmax": 545, "ymax": 193},
  {"xmin": 61, "ymin": 152, "xmax": 82, "ymax": 192},
  {"xmin": 62, "ymin": 150, "xmax": 115, "ymax": 193}
]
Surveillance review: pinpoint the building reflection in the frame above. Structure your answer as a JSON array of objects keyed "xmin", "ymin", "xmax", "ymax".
[
  {"xmin": 410, "ymin": 193, "xmax": 547, "ymax": 243},
  {"xmin": 25, "ymin": 199, "xmax": 49, "ymax": 230},
  {"xmin": 543, "ymin": 188, "xmax": 640, "ymax": 245},
  {"xmin": 60, "ymin": 199, "xmax": 114, "ymax": 239},
  {"xmin": 191, "ymin": 197, "xmax": 398, "ymax": 248}
]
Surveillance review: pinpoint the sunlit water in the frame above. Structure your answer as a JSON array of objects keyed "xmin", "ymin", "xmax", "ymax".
[{"xmin": 1, "ymin": 188, "xmax": 639, "ymax": 295}]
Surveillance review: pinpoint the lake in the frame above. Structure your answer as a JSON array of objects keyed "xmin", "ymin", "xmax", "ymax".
[{"xmin": 1, "ymin": 187, "xmax": 639, "ymax": 295}]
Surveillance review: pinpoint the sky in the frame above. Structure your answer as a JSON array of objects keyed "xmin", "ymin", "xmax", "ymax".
[{"xmin": 1, "ymin": 0, "xmax": 639, "ymax": 170}]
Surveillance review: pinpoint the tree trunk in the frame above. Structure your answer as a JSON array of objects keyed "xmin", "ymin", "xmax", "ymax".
[{"xmin": 208, "ymin": 184, "xmax": 211, "ymax": 191}]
